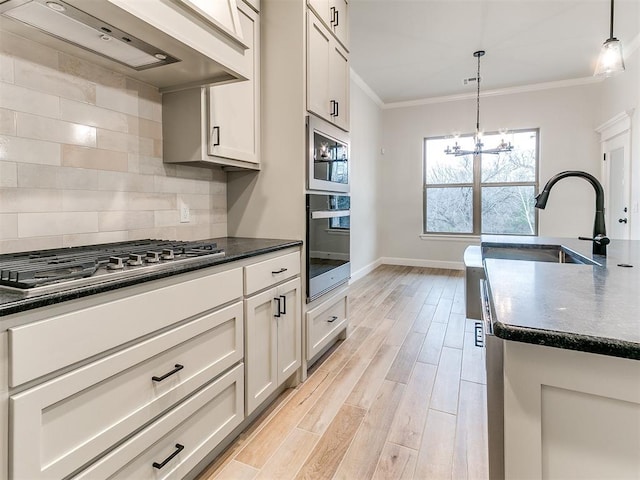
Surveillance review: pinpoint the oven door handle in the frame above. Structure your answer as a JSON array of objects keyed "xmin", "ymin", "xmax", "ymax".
[{"xmin": 311, "ymin": 210, "xmax": 351, "ymax": 219}]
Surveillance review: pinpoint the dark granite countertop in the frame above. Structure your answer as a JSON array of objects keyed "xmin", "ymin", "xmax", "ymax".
[
  {"xmin": 481, "ymin": 235, "xmax": 640, "ymax": 360},
  {"xmin": 0, "ymin": 237, "xmax": 302, "ymax": 318}
]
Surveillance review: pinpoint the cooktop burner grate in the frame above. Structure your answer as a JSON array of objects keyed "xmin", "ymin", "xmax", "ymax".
[{"xmin": 0, "ymin": 239, "xmax": 224, "ymax": 292}]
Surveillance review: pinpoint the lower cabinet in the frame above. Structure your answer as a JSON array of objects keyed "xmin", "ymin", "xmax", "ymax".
[
  {"xmin": 73, "ymin": 364, "xmax": 244, "ymax": 479},
  {"xmin": 245, "ymin": 277, "xmax": 301, "ymax": 415},
  {"xmin": 305, "ymin": 287, "xmax": 348, "ymax": 361}
]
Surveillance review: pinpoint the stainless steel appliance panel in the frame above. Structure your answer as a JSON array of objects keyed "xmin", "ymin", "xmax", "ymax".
[{"xmin": 307, "ymin": 115, "xmax": 349, "ymax": 193}]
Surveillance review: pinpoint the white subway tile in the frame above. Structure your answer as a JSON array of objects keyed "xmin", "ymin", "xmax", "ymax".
[
  {"xmin": 174, "ymin": 164, "xmax": 215, "ymax": 181},
  {"xmin": 17, "ymin": 164, "xmax": 99, "ymax": 190},
  {"xmin": 16, "ymin": 113, "xmax": 96, "ymax": 147},
  {"xmin": 97, "ymin": 129, "xmax": 155, "ymax": 156},
  {"xmin": 14, "ymin": 58, "xmax": 96, "ymax": 104},
  {"xmin": 175, "ymin": 224, "xmax": 212, "ymax": 241},
  {"xmin": 128, "ymin": 154, "xmax": 171, "ymax": 175},
  {"xmin": 179, "ymin": 193, "xmax": 217, "ymax": 211},
  {"xmin": 0, "ymin": 161, "xmax": 17, "ymax": 187},
  {"xmin": 98, "ymin": 171, "xmax": 155, "ymax": 193},
  {"xmin": 60, "ymin": 99, "xmax": 128, "ymax": 133},
  {"xmin": 0, "ymin": 188, "xmax": 62, "ymax": 212},
  {"xmin": 98, "ymin": 210, "xmax": 155, "ymax": 231},
  {"xmin": 62, "ymin": 190, "xmax": 129, "ymax": 212},
  {"xmin": 155, "ymin": 175, "xmax": 210, "ymax": 195},
  {"xmin": 63, "ymin": 231, "xmax": 129, "ymax": 248},
  {"xmin": 0, "ymin": 82, "xmax": 59, "ymax": 118},
  {"xmin": 0, "ymin": 31, "xmax": 59, "ymax": 70},
  {"xmin": 154, "ymin": 210, "xmax": 179, "ymax": 227},
  {"xmin": 127, "ymin": 115, "xmax": 162, "ymax": 140},
  {"xmin": 0, "ymin": 213, "xmax": 17, "ymax": 239},
  {"xmin": 210, "ymin": 223, "xmax": 227, "ymax": 238},
  {"xmin": 0, "ymin": 135, "xmax": 61, "ymax": 165},
  {"xmin": 18, "ymin": 212, "xmax": 98, "ymax": 237},
  {"xmin": 0, "ymin": 236, "xmax": 62, "ymax": 254},
  {"xmin": 95, "ymin": 84, "xmax": 139, "ymax": 116},
  {"xmin": 127, "ymin": 192, "xmax": 177, "ymax": 211},
  {"xmin": 0, "ymin": 55, "xmax": 14, "ymax": 83},
  {"xmin": 62, "ymin": 145, "xmax": 128, "ymax": 172},
  {"xmin": 0, "ymin": 108, "xmax": 16, "ymax": 135},
  {"xmin": 59, "ymin": 53, "xmax": 126, "ymax": 89}
]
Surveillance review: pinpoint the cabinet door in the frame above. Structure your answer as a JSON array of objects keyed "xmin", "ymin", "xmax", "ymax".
[
  {"xmin": 245, "ymin": 288, "xmax": 278, "ymax": 415},
  {"xmin": 175, "ymin": 0, "xmax": 244, "ymax": 43},
  {"xmin": 276, "ymin": 278, "xmax": 301, "ymax": 383},
  {"xmin": 208, "ymin": 3, "xmax": 259, "ymax": 164},
  {"xmin": 308, "ymin": 0, "xmax": 330, "ymax": 28},
  {"xmin": 329, "ymin": 0, "xmax": 349, "ymax": 49},
  {"xmin": 307, "ymin": 12, "xmax": 332, "ymax": 122},
  {"xmin": 329, "ymin": 41, "xmax": 350, "ymax": 131}
]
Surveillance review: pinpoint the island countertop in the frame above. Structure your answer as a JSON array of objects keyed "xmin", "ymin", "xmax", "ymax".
[{"xmin": 481, "ymin": 235, "xmax": 640, "ymax": 360}]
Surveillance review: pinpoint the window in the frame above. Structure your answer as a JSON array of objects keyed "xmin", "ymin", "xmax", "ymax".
[{"xmin": 424, "ymin": 129, "xmax": 539, "ymax": 235}]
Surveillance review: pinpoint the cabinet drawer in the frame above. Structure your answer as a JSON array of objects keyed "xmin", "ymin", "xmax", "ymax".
[
  {"xmin": 10, "ymin": 302, "xmax": 243, "ymax": 480},
  {"xmin": 9, "ymin": 267, "xmax": 242, "ymax": 386},
  {"xmin": 306, "ymin": 290, "xmax": 348, "ymax": 360},
  {"xmin": 73, "ymin": 364, "xmax": 244, "ymax": 480},
  {"xmin": 244, "ymin": 251, "xmax": 300, "ymax": 295}
]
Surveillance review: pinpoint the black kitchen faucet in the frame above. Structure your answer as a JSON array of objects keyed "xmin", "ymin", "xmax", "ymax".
[{"xmin": 534, "ymin": 170, "xmax": 610, "ymax": 256}]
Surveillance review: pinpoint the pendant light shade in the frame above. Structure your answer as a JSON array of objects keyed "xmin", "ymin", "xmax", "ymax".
[{"xmin": 594, "ymin": 0, "xmax": 625, "ymax": 77}]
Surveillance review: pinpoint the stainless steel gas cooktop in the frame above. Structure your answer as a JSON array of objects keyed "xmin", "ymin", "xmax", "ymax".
[{"xmin": 0, "ymin": 239, "xmax": 225, "ymax": 297}]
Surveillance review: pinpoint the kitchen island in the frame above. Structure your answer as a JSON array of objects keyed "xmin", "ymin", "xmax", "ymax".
[{"xmin": 481, "ymin": 235, "xmax": 640, "ymax": 479}]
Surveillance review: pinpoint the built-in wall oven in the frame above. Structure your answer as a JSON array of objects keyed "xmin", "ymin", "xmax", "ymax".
[
  {"xmin": 307, "ymin": 114, "xmax": 349, "ymax": 193},
  {"xmin": 306, "ymin": 193, "xmax": 350, "ymax": 302}
]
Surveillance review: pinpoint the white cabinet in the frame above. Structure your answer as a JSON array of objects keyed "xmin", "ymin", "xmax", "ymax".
[
  {"xmin": 502, "ymin": 341, "xmax": 640, "ymax": 479},
  {"xmin": 163, "ymin": 2, "xmax": 260, "ymax": 169},
  {"xmin": 307, "ymin": 11, "xmax": 350, "ymax": 132},
  {"xmin": 307, "ymin": 0, "xmax": 349, "ymax": 50},
  {"xmin": 306, "ymin": 286, "xmax": 348, "ymax": 362},
  {"xmin": 175, "ymin": 0, "xmax": 244, "ymax": 43},
  {"xmin": 245, "ymin": 277, "xmax": 301, "ymax": 415}
]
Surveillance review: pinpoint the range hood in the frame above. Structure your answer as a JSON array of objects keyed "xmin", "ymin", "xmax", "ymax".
[{"xmin": 0, "ymin": 0, "xmax": 249, "ymax": 91}]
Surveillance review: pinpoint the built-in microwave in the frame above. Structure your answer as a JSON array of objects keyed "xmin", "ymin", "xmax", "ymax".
[{"xmin": 307, "ymin": 115, "xmax": 350, "ymax": 193}]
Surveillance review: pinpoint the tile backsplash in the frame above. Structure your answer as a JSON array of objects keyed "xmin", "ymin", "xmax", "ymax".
[{"xmin": 0, "ymin": 30, "xmax": 227, "ymax": 254}]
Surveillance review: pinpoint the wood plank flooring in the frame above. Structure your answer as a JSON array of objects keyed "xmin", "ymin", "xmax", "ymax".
[{"xmin": 198, "ymin": 265, "xmax": 488, "ymax": 480}]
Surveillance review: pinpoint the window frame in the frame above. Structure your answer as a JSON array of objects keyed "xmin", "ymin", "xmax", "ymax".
[{"xmin": 423, "ymin": 128, "xmax": 540, "ymax": 236}]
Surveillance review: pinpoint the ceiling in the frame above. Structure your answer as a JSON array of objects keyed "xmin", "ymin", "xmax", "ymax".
[{"xmin": 349, "ymin": 0, "xmax": 640, "ymax": 104}]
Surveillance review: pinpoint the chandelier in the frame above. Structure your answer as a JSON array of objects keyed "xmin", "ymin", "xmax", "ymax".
[{"xmin": 444, "ymin": 50, "xmax": 513, "ymax": 157}]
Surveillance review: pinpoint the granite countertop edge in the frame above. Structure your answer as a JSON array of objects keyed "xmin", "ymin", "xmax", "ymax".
[
  {"xmin": 0, "ymin": 238, "xmax": 303, "ymax": 318},
  {"xmin": 492, "ymin": 321, "xmax": 640, "ymax": 361}
]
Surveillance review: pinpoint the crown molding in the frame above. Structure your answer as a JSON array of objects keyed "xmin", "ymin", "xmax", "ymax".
[
  {"xmin": 350, "ymin": 68, "xmax": 384, "ymax": 108},
  {"xmin": 381, "ymin": 76, "xmax": 604, "ymax": 110}
]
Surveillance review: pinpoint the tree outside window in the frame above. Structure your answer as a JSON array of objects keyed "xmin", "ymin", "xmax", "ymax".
[{"xmin": 424, "ymin": 129, "xmax": 539, "ymax": 235}]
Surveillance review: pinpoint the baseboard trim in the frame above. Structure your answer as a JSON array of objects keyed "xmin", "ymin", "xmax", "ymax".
[
  {"xmin": 350, "ymin": 258, "xmax": 383, "ymax": 283},
  {"xmin": 381, "ymin": 257, "xmax": 464, "ymax": 271}
]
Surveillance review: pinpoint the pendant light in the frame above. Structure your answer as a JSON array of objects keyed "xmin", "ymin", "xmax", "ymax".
[
  {"xmin": 594, "ymin": 0, "xmax": 625, "ymax": 77},
  {"xmin": 445, "ymin": 50, "xmax": 513, "ymax": 157}
]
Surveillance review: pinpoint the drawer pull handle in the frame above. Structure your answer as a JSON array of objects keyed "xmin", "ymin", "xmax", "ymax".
[
  {"xmin": 152, "ymin": 364, "xmax": 184, "ymax": 382},
  {"xmin": 152, "ymin": 443, "xmax": 184, "ymax": 469},
  {"xmin": 328, "ymin": 315, "xmax": 338, "ymax": 323},
  {"xmin": 474, "ymin": 322, "xmax": 484, "ymax": 348},
  {"xmin": 272, "ymin": 267, "xmax": 288, "ymax": 275},
  {"xmin": 280, "ymin": 295, "xmax": 287, "ymax": 314},
  {"xmin": 274, "ymin": 297, "xmax": 281, "ymax": 317}
]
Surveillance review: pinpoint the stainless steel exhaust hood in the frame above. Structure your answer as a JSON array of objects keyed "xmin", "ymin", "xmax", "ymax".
[{"xmin": 0, "ymin": 0, "xmax": 248, "ymax": 91}]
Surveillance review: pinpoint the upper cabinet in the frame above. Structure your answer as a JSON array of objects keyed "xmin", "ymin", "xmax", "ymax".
[
  {"xmin": 163, "ymin": 1, "xmax": 260, "ymax": 169},
  {"xmin": 307, "ymin": 11, "xmax": 350, "ymax": 131},
  {"xmin": 307, "ymin": 0, "xmax": 349, "ymax": 50}
]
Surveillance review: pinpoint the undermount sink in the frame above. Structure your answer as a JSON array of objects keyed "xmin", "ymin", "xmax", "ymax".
[{"xmin": 482, "ymin": 244, "xmax": 600, "ymax": 266}]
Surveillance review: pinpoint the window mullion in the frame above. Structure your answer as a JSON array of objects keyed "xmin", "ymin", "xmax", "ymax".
[{"xmin": 473, "ymin": 152, "xmax": 482, "ymax": 235}]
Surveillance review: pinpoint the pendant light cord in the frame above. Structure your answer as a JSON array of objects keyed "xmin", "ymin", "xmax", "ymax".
[
  {"xmin": 476, "ymin": 52, "xmax": 481, "ymax": 135},
  {"xmin": 609, "ymin": 0, "xmax": 615, "ymax": 40}
]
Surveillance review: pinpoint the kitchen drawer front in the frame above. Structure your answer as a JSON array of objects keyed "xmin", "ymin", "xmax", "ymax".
[
  {"xmin": 10, "ymin": 302, "xmax": 243, "ymax": 480},
  {"xmin": 73, "ymin": 364, "xmax": 244, "ymax": 480},
  {"xmin": 244, "ymin": 251, "xmax": 300, "ymax": 295},
  {"xmin": 306, "ymin": 290, "xmax": 348, "ymax": 360},
  {"xmin": 9, "ymin": 267, "xmax": 242, "ymax": 387}
]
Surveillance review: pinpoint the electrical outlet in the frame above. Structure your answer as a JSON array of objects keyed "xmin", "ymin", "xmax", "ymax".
[{"xmin": 180, "ymin": 204, "xmax": 190, "ymax": 223}]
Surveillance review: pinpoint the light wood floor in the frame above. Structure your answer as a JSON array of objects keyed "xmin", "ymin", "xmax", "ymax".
[{"xmin": 198, "ymin": 265, "xmax": 488, "ymax": 480}]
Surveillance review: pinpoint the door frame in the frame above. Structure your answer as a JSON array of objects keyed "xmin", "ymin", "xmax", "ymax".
[{"xmin": 596, "ymin": 110, "xmax": 633, "ymax": 238}]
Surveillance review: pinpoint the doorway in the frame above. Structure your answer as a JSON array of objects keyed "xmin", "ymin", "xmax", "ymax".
[{"xmin": 597, "ymin": 112, "xmax": 632, "ymax": 240}]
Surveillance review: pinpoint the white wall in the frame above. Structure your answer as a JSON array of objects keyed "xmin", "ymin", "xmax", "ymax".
[
  {"xmin": 349, "ymin": 73, "xmax": 383, "ymax": 280},
  {"xmin": 378, "ymin": 83, "xmax": 603, "ymax": 266},
  {"xmin": 599, "ymin": 48, "xmax": 640, "ymax": 239}
]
